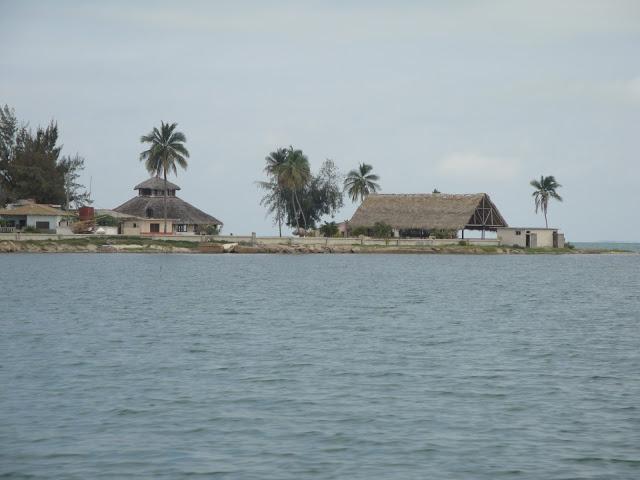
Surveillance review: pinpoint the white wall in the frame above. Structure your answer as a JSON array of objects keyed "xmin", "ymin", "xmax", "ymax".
[
  {"xmin": 497, "ymin": 228, "xmax": 558, "ymax": 248},
  {"xmin": 26, "ymin": 215, "xmax": 64, "ymax": 231}
]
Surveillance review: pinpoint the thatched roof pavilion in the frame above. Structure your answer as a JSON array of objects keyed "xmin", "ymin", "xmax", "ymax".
[
  {"xmin": 114, "ymin": 177, "xmax": 222, "ymax": 227},
  {"xmin": 349, "ymin": 193, "xmax": 507, "ymax": 232}
]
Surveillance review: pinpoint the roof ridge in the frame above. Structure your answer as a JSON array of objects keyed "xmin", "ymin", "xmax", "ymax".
[{"xmin": 370, "ymin": 193, "xmax": 486, "ymax": 197}]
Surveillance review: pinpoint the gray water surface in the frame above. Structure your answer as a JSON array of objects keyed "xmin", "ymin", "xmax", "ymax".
[{"xmin": 1, "ymin": 253, "xmax": 639, "ymax": 479}]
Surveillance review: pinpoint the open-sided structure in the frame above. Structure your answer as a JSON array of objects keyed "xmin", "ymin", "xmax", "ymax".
[{"xmin": 349, "ymin": 193, "xmax": 507, "ymax": 237}]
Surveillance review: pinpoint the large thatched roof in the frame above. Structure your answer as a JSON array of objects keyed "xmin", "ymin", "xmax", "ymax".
[
  {"xmin": 134, "ymin": 177, "xmax": 181, "ymax": 191},
  {"xmin": 113, "ymin": 196, "xmax": 222, "ymax": 225},
  {"xmin": 349, "ymin": 193, "xmax": 507, "ymax": 231}
]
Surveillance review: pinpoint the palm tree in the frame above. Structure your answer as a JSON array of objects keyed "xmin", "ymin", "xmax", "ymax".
[
  {"xmin": 263, "ymin": 148, "xmax": 288, "ymax": 237},
  {"xmin": 344, "ymin": 163, "xmax": 380, "ymax": 203},
  {"xmin": 140, "ymin": 122, "xmax": 189, "ymax": 234},
  {"xmin": 530, "ymin": 175, "xmax": 562, "ymax": 228},
  {"xmin": 277, "ymin": 146, "xmax": 311, "ymax": 231}
]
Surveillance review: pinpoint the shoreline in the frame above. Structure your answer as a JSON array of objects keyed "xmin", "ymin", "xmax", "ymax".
[{"xmin": 0, "ymin": 239, "xmax": 633, "ymax": 255}]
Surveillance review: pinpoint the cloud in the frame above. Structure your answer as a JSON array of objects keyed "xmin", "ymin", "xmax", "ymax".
[{"xmin": 437, "ymin": 153, "xmax": 521, "ymax": 181}]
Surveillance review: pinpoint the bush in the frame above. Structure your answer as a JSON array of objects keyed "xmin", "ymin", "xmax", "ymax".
[
  {"xmin": 565, "ymin": 242, "xmax": 575, "ymax": 250},
  {"xmin": 23, "ymin": 226, "xmax": 38, "ymax": 233},
  {"xmin": 95, "ymin": 215, "xmax": 119, "ymax": 227},
  {"xmin": 431, "ymin": 228, "xmax": 458, "ymax": 239},
  {"xmin": 350, "ymin": 226, "xmax": 368, "ymax": 237},
  {"xmin": 350, "ymin": 222, "xmax": 394, "ymax": 238},
  {"xmin": 202, "ymin": 224, "xmax": 220, "ymax": 235},
  {"xmin": 371, "ymin": 222, "xmax": 393, "ymax": 238},
  {"xmin": 319, "ymin": 221, "xmax": 339, "ymax": 237}
]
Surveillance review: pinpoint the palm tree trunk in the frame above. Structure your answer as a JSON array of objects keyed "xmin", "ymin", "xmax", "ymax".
[
  {"xmin": 163, "ymin": 168, "xmax": 168, "ymax": 234},
  {"xmin": 277, "ymin": 205, "xmax": 282, "ymax": 237},
  {"xmin": 277, "ymin": 190, "xmax": 282, "ymax": 237},
  {"xmin": 544, "ymin": 209, "xmax": 548, "ymax": 228},
  {"xmin": 290, "ymin": 192, "xmax": 300, "ymax": 231},
  {"xmin": 294, "ymin": 191, "xmax": 307, "ymax": 230}
]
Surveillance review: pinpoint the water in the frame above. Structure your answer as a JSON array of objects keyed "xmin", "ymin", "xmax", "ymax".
[{"xmin": 1, "ymin": 253, "xmax": 639, "ymax": 479}]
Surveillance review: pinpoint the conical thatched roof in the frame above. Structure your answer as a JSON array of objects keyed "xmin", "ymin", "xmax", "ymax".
[
  {"xmin": 134, "ymin": 177, "xmax": 181, "ymax": 191},
  {"xmin": 349, "ymin": 193, "xmax": 507, "ymax": 231},
  {"xmin": 113, "ymin": 196, "xmax": 222, "ymax": 225}
]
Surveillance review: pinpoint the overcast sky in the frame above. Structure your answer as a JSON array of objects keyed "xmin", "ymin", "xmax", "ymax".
[{"xmin": 2, "ymin": 0, "xmax": 639, "ymax": 240}]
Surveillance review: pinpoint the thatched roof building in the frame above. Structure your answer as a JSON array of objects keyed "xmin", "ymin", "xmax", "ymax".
[
  {"xmin": 114, "ymin": 177, "xmax": 222, "ymax": 228},
  {"xmin": 349, "ymin": 193, "xmax": 507, "ymax": 231}
]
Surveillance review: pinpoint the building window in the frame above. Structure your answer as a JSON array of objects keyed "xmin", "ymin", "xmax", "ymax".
[
  {"xmin": 132, "ymin": 223, "xmax": 137, "ymax": 228},
  {"xmin": 146, "ymin": 208, "xmax": 154, "ymax": 218},
  {"xmin": 515, "ymin": 230, "xmax": 521, "ymax": 236},
  {"xmin": 35, "ymin": 221, "xmax": 50, "ymax": 230},
  {"xmin": 176, "ymin": 224, "xmax": 187, "ymax": 232},
  {"xmin": 150, "ymin": 223, "xmax": 160, "ymax": 233}
]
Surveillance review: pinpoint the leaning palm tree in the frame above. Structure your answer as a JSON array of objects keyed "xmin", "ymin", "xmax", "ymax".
[
  {"xmin": 263, "ymin": 148, "xmax": 288, "ymax": 237},
  {"xmin": 344, "ymin": 163, "xmax": 380, "ymax": 203},
  {"xmin": 530, "ymin": 175, "xmax": 562, "ymax": 228},
  {"xmin": 257, "ymin": 179, "xmax": 286, "ymax": 235},
  {"xmin": 140, "ymin": 122, "xmax": 189, "ymax": 234},
  {"xmin": 277, "ymin": 146, "xmax": 311, "ymax": 231}
]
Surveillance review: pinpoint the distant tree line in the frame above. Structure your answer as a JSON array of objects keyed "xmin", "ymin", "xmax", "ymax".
[{"xmin": 0, "ymin": 104, "xmax": 90, "ymax": 209}]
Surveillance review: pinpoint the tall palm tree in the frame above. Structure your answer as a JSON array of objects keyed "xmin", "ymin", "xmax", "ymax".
[
  {"xmin": 530, "ymin": 175, "xmax": 562, "ymax": 228},
  {"xmin": 263, "ymin": 148, "xmax": 288, "ymax": 237},
  {"xmin": 277, "ymin": 146, "xmax": 311, "ymax": 231},
  {"xmin": 140, "ymin": 122, "xmax": 189, "ymax": 234},
  {"xmin": 344, "ymin": 163, "xmax": 380, "ymax": 203}
]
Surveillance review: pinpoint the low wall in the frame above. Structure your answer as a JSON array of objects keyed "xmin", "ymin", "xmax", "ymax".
[{"xmin": 0, "ymin": 232, "xmax": 499, "ymax": 247}]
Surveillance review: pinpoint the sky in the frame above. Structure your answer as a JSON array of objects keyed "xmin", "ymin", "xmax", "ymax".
[{"xmin": 1, "ymin": 0, "xmax": 639, "ymax": 241}]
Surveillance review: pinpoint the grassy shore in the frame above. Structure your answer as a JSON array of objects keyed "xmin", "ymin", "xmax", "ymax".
[{"xmin": 0, "ymin": 237, "xmax": 634, "ymax": 254}]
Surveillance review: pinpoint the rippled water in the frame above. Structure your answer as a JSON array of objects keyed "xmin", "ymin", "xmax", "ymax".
[{"xmin": 1, "ymin": 253, "xmax": 639, "ymax": 479}]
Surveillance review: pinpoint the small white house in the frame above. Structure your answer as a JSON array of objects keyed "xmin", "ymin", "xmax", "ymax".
[
  {"xmin": 497, "ymin": 227, "xmax": 565, "ymax": 248},
  {"xmin": 0, "ymin": 201, "xmax": 69, "ymax": 233}
]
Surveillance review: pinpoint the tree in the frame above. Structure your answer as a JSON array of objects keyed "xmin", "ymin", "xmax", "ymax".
[
  {"xmin": 59, "ymin": 154, "xmax": 91, "ymax": 209},
  {"xmin": 344, "ymin": 163, "xmax": 380, "ymax": 203},
  {"xmin": 140, "ymin": 122, "xmax": 189, "ymax": 234},
  {"xmin": 320, "ymin": 221, "xmax": 339, "ymax": 237},
  {"xmin": 0, "ymin": 105, "xmax": 17, "ymax": 206},
  {"xmin": 298, "ymin": 159, "xmax": 343, "ymax": 228},
  {"xmin": 530, "ymin": 175, "xmax": 563, "ymax": 228},
  {"xmin": 7, "ymin": 121, "xmax": 65, "ymax": 204},
  {"xmin": 258, "ymin": 148, "xmax": 344, "ymax": 233},
  {"xmin": 0, "ymin": 105, "xmax": 90, "ymax": 207},
  {"xmin": 277, "ymin": 146, "xmax": 311, "ymax": 231},
  {"xmin": 259, "ymin": 148, "xmax": 288, "ymax": 236}
]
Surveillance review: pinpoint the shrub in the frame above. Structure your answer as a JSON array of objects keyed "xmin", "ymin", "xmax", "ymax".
[
  {"xmin": 202, "ymin": 224, "xmax": 220, "ymax": 235},
  {"xmin": 350, "ymin": 226, "xmax": 368, "ymax": 237},
  {"xmin": 371, "ymin": 222, "xmax": 393, "ymax": 238},
  {"xmin": 23, "ymin": 226, "xmax": 38, "ymax": 233},
  {"xmin": 565, "ymin": 242, "xmax": 575, "ymax": 250},
  {"xmin": 431, "ymin": 228, "xmax": 458, "ymax": 239},
  {"xmin": 319, "ymin": 221, "xmax": 339, "ymax": 237},
  {"xmin": 95, "ymin": 215, "xmax": 119, "ymax": 227}
]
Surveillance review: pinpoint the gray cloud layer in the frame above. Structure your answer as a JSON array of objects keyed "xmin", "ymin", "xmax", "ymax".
[{"xmin": 2, "ymin": 0, "xmax": 639, "ymax": 240}]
